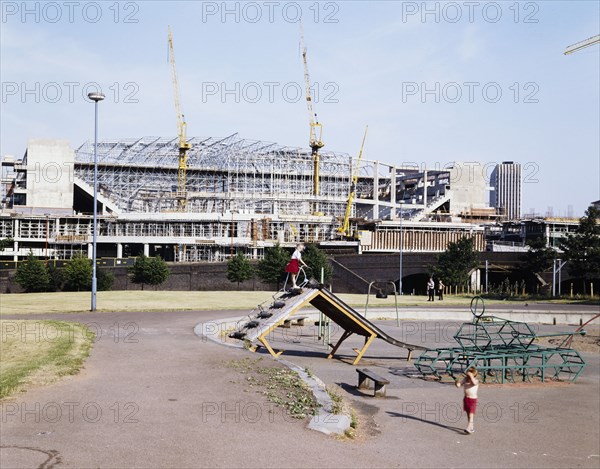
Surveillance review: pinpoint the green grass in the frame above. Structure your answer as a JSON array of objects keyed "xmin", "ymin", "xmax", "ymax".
[
  {"xmin": 1, "ymin": 290, "xmax": 594, "ymax": 316},
  {"xmin": 0, "ymin": 290, "xmax": 482, "ymax": 315},
  {"xmin": 0, "ymin": 320, "xmax": 94, "ymax": 399},
  {"xmin": 0, "ymin": 291, "xmax": 282, "ymax": 315}
]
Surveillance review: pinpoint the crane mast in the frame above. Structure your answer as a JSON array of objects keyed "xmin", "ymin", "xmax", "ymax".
[
  {"xmin": 168, "ymin": 27, "xmax": 191, "ymax": 211},
  {"xmin": 339, "ymin": 126, "xmax": 368, "ymax": 238},
  {"xmin": 300, "ymin": 26, "xmax": 324, "ymax": 199}
]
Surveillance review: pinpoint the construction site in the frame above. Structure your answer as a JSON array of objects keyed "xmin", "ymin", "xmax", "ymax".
[{"xmin": 0, "ymin": 30, "xmax": 587, "ymax": 272}]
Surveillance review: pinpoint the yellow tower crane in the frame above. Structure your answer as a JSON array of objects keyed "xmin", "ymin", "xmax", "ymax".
[
  {"xmin": 338, "ymin": 126, "xmax": 368, "ymax": 238},
  {"xmin": 300, "ymin": 25, "xmax": 324, "ymax": 201},
  {"xmin": 168, "ymin": 26, "xmax": 191, "ymax": 211}
]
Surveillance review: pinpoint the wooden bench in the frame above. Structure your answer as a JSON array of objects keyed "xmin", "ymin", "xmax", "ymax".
[
  {"xmin": 356, "ymin": 368, "xmax": 390, "ymax": 397},
  {"xmin": 280, "ymin": 316, "xmax": 309, "ymax": 328}
]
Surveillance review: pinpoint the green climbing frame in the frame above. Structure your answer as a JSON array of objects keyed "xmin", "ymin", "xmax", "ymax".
[{"xmin": 415, "ymin": 297, "xmax": 587, "ymax": 383}]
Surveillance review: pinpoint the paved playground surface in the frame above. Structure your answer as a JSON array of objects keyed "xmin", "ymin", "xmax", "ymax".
[{"xmin": 1, "ymin": 307, "xmax": 599, "ymax": 468}]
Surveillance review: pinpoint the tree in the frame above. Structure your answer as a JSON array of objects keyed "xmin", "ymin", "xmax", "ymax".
[
  {"xmin": 227, "ymin": 253, "xmax": 254, "ymax": 288},
  {"xmin": 560, "ymin": 205, "xmax": 600, "ymax": 293},
  {"xmin": 302, "ymin": 244, "xmax": 333, "ymax": 283},
  {"xmin": 257, "ymin": 244, "xmax": 289, "ymax": 289},
  {"xmin": 47, "ymin": 264, "xmax": 65, "ymax": 292},
  {"xmin": 520, "ymin": 237, "xmax": 557, "ymax": 293},
  {"xmin": 97, "ymin": 269, "xmax": 114, "ymax": 291},
  {"xmin": 0, "ymin": 237, "xmax": 13, "ymax": 251},
  {"xmin": 434, "ymin": 237, "xmax": 480, "ymax": 290},
  {"xmin": 130, "ymin": 254, "xmax": 170, "ymax": 290},
  {"xmin": 15, "ymin": 252, "xmax": 50, "ymax": 292},
  {"xmin": 63, "ymin": 253, "xmax": 92, "ymax": 291}
]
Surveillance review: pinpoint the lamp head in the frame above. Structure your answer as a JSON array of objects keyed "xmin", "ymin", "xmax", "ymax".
[{"xmin": 87, "ymin": 92, "xmax": 105, "ymax": 102}]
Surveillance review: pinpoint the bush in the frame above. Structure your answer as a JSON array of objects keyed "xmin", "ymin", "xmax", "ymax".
[
  {"xmin": 63, "ymin": 254, "xmax": 93, "ymax": 291},
  {"xmin": 97, "ymin": 269, "xmax": 114, "ymax": 291},
  {"xmin": 257, "ymin": 244, "xmax": 289, "ymax": 289},
  {"xmin": 302, "ymin": 244, "xmax": 333, "ymax": 283},
  {"xmin": 15, "ymin": 253, "xmax": 50, "ymax": 292},
  {"xmin": 227, "ymin": 253, "xmax": 254, "ymax": 288},
  {"xmin": 130, "ymin": 254, "xmax": 170, "ymax": 290},
  {"xmin": 47, "ymin": 264, "xmax": 65, "ymax": 292}
]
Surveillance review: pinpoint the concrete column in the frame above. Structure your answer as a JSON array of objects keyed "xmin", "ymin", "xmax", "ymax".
[
  {"xmin": 117, "ymin": 243, "xmax": 123, "ymax": 259},
  {"xmin": 13, "ymin": 219, "xmax": 19, "ymax": 260},
  {"xmin": 144, "ymin": 244, "xmax": 150, "ymax": 256},
  {"xmin": 390, "ymin": 166, "xmax": 397, "ymax": 220},
  {"xmin": 87, "ymin": 243, "xmax": 93, "ymax": 259},
  {"xmin": 423, "ymin": 170, "xmax": 428, "ymax": 206},
  {"xmin": 373, "ymin": 161, "xmax": 379, "ymax": 219}
]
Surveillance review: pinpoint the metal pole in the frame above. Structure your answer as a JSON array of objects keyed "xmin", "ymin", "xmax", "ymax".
[
  {"xmin": 387, "ymin": 281, "xmax": 399, "ymax": 327},
  {"xmin": 552, "ymin": 259, "xmax": 556, "ymax": 297},
  {"xmin": 558, "ymin": 258, "xmax": 562, "ymax": 297},
  {"xmin": 88, "ymin": 92, "xmax": 104, "ymax": 311},
  {"xmin": 399, "ymin": 203, "xmax": 403, "ymax": 295}
]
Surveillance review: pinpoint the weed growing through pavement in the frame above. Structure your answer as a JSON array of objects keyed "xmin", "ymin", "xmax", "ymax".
[
  {"xmin": 226, "ymin": 357, "xmax": 319, "ymax": 419},
  {"xmin": 326, "ymin": 386, "xmax": 344, "ymax": 414},
  {"xmin": 327, "ymin": 385, "xmax": 358, "ymax": 439}
]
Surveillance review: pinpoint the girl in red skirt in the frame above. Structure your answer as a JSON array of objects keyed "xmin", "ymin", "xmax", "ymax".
[
  {"xmin": 285, "ymin": 243, "xmax": 308, "ymax": 289},
  {"xmin": 455, "ymin": 367, "xmax": 479, "ymax": 434}
]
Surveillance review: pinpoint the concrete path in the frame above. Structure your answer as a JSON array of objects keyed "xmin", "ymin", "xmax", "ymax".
[{"xmin": 1, "ymin": 307, "xmax": 599, "ymax": 468}]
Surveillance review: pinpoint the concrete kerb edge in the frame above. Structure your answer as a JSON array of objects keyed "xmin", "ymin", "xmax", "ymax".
[
  {"xmin": 278, "ymin": 358, "xmax": 352, "ymax": 436},
  {"xmin": 195, "ymin": 313, "xmax": 351, "ymax": 436},
  {"xmin": 194, "ymin": 315, "xmax": 252, "ymax": 349}
]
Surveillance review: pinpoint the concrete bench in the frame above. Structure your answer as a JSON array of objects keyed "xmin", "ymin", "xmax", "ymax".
[
  {"xmin": 280, "ymin": 316, "xmax": 309, "ymax": 328},
  {"xmin": 356, "ymin": 368, "xmax": 390, "ymax": 397}
]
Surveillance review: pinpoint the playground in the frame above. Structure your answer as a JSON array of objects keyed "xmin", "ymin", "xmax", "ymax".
[{"xmin": 1, "ymin": 286, "xmax": 599, "ymax": 468}]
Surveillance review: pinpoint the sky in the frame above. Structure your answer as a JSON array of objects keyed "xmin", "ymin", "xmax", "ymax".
[{"xmin": 1, "ymin": 0, "xmax": 599, "ymax": 217}]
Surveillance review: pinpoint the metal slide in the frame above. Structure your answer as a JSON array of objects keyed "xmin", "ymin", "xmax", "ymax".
[
  {"xmin": 314, "ymin": 287, "xmax": 426, "ymax": 353},
  {"xmin": 230, "ymin": 279, "xmax": 425, "ymax": 364}
]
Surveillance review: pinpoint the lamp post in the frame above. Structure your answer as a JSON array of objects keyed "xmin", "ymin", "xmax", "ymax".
[
  {"xmin": 399, "ymin": 201, "xmax": 404, "ymax": 295},
  {"xmin": 88, "ymin": 92, "xmax": 104, "ymax": 311}
]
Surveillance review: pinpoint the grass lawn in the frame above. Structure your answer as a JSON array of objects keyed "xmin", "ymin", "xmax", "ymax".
[
  {"xmin": 0, "ymin": 290, "xmax": 488, "ymax": 315},
  {"xmin": 1, "ymin": 290, "xmax": 594, "ymax": 316},
  {"xmin": 0, "ymin": 320, "xmax": 94, "ymax": 399}
]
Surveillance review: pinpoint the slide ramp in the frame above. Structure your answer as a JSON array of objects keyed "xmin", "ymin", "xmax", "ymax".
[{"xmin": 230, "ymin": 279, "xmax": 425, "ymax": 364}]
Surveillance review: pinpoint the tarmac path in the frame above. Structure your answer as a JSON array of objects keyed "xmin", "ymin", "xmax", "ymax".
[{"xmin": 1, "ymin": 308, "xmax": 599, "ymax": 468}]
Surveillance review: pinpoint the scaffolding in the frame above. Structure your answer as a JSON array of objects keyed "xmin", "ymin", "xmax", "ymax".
[
  {"xmin": 0, "ymin": 135, "xmax": 497, "ymax": 264},
  {"xmin": 74, "ymin": 134, "xmax": 354, "ymax": 216}
]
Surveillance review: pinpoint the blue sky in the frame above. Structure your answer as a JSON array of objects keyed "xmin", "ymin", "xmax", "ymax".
[{"xmin": 1, "ymin": 0, "xmax": 599, "ymax": 216}]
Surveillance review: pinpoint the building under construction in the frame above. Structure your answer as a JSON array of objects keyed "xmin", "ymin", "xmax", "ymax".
[{"xmin": 0, "ymin": 137, "xmax": 495, "ymax": 263}]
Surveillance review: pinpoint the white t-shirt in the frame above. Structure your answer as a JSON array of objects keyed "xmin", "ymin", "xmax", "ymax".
[{"xmin": 292, "ymin": 249, "xmax": 302, "ymax": 261}]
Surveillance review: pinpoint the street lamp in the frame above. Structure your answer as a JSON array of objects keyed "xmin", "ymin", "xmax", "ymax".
[
  {"xmin": 88, "ymin": 92, "xmax": 105, "ymax": 311},
  {"xmin": 399, "ymin": 201, "xmax": 404, "ymax": 295}
]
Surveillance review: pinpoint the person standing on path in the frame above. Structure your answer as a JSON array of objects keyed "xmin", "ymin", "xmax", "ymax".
[
  {"xmin": 427, "ymin": 277, "xmax": 435, "ymax": 301},
  {"xmin": 438, "ymin": 279, "xmax": 445, "ymax": 300},
  {"xmin": 455, "ymin": 367, "xmax": 479, "ymax": 434},
  {"xmin": 285, "ymin": 243, "xmax": 308, "ymax": 289}
]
